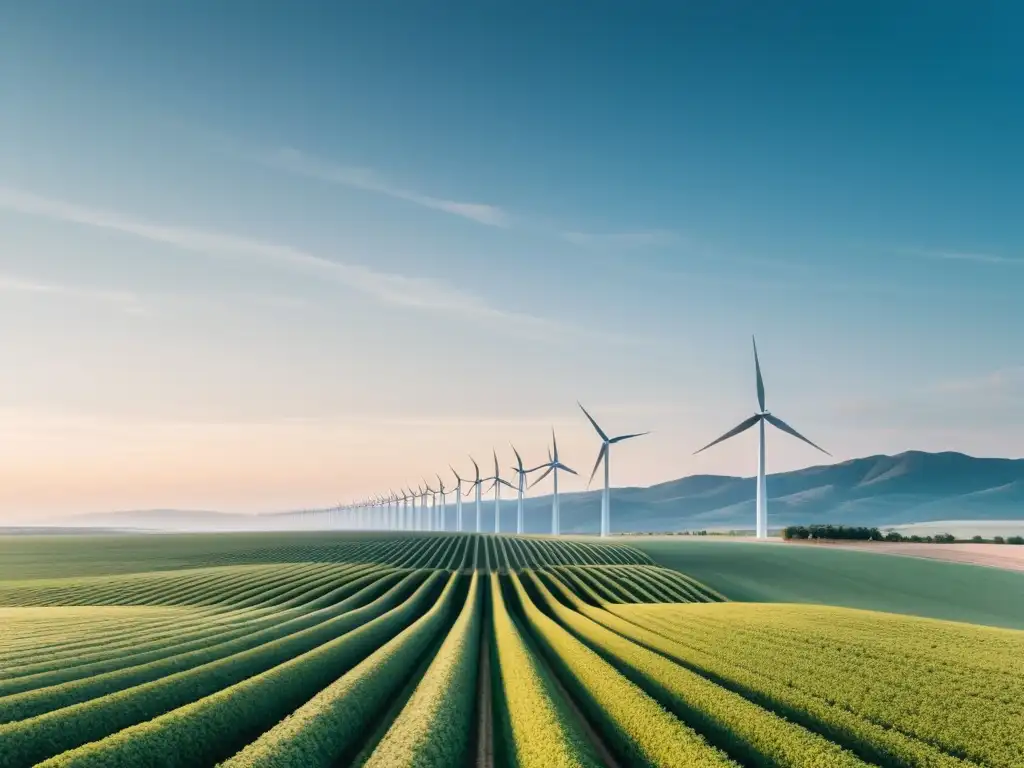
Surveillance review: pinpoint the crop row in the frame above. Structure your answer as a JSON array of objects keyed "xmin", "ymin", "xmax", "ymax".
[
  {"xmin": 0, "ymin": 569, "xmax": 425, "ymax": 766},
  {"xmin": 0, "ymin": 564, "xmax": 389, "ymax": 672},
  {"xmin": 611, "ymin": 601, "xmax": 1024, "ymax": 768},
  {"xmin": 5, "ymin": 535, "xmax": 1018, "ymax": 768}
]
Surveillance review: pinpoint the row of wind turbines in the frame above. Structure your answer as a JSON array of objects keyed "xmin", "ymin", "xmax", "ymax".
[{"xmin": 283, "ymin": 338, "xmax": 830, "ymax": 539}]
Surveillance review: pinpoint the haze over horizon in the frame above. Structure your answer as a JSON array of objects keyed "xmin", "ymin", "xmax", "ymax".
[{"xmin": 1, "ymin": 2, "xmax": 1022, "ymax": 522}]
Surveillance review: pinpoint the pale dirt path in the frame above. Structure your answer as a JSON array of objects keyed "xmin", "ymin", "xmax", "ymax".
[
  {"xmin": 474, "ymin": 594, "xmax": 494, "ymax": 768},
  {"xmin": 625, "ymin": 535, "xmax": 1024, "ymax": 572},
  {"xmin": 802, "ymin": 541, "xmax": 1024, "ymax": 572}
]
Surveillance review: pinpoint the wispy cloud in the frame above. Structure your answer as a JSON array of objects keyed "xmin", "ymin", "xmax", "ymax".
[
  {"xmin": 934, "ymin": 367, "xmax": 1024, "ymax": 395},
  {"xmin": 0, "ymin": 272, "xmax": 147, "ymax": 314},
  {"xmin": 257, "ymin": 147, "xmax": 511, "ymax": 227},
  {"xmin": 898, "ymin": 247, "xmax": 1022, "ymax": 266},
  {"xmin": 0, "ymin": 185, "xmax": 647, "ymax": 345},
  {"xmin": 248, "ymin": 146, "xmax": 680, "ymax": 245},
  {"xmin": 561, "ymin": 230, "xmax": 679, "ymax": 248}
]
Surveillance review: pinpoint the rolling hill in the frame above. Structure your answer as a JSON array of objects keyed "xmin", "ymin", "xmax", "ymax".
[{"xmin": 19, "ymin": 451, "xmax": 1024, "ymax": 534}]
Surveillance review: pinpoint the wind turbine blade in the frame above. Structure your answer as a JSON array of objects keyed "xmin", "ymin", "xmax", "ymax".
[
  {"xmin": 528, "ymin": 466, "xmax": 554, "ymax": 488},
  {"xmin": 493, "ymin": 449, "xmax": 500, "ymax": 478},
  {"xmin": 470, "ymin": 455, "xmax": 480, "ymax": 480},
  {"xmin": 587, "ymin": 444, "xmax": 608, "ymax": 489},
  {"xmin": 578, "ymin": 402, "xmax": 609, "ymax": 442},
  {"xmin": 610, "ymin": 431, "xmax": 650, "ymax": 444},
  {"xmin": 753, "ymin": 335, "xmax": 766, "ymax": 412},
  {"xmin": 693, "ymin": 414, "xmax": 762, "ymax": 455},
  {"xmin": 450, "ymin": 464, "xmax": 462, "ymax": 483},
  {"xmin": 764, "ymin": 413, "xmax": 831, "ymax": 456},
  {"xmin": 511, "ymin": 443, "xmax": 523, "ymax": 471},
  {"xmin": 555, "ymin": 462, "xmax": 579, "ymax": 476},
  {"xmin": 551, "ymin": 428, "xmax": 559, "ymax": 461},
  {"xmin": 498, "ymin": 478, "xmax": 516, "ymax": 490}
]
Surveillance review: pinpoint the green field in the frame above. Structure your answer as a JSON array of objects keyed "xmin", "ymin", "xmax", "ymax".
[
  {"xmin": 633, "ymin": 538, "xmax": 1024, "ymax": 629},
  {"xmin": 0, "ymin": 532, "xmax": 1021, "ymax": 768}
]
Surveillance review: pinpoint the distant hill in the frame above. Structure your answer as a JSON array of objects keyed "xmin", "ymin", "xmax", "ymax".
[
  {"xmin": 535, "ymin": 450, "xmax": 1024, "ymax": 534},
  {"xmin": 33, "ymin": 451, "xmax": 1024, "ymax": 535},
  {"xmin": 35, "ymin": 509, "xmax": 269, "ymax": 533}
]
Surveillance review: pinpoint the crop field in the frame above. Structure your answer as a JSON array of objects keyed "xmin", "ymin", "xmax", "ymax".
[
  {"xmin": 633, "ymin": 537, "xmax": 1024, "ymax": 629},
  {"xmin": 1, "ymin": 533, "xmax": 1021, "ymax": 768}
]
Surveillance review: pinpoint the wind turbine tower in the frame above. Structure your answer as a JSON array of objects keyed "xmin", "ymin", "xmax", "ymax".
[
  {"xmin": 529, "ymin": 430, "xmax": 578, "ymax": 535},
  {"xmin": 466, "ymin": 456, "xmax": 483, "ymax": 533},
  {"xmin": 436, "ymin": 474, "xmax": 448, "ymax": 531},
  {"xmin": 450, "ymin": 466, "xmax": 466, "ymax": 531},
  {"xmin": 510, "ymin": 444, "xmax": 539, "ymax": 535},
  {"xmin": 694, "ymin": 337, "xmax": 830, "ymax": 539},
  {"xmin": 484, "ymin": 449, "xmax": 516, "ymax": 534},
  {"xmin": 579, "ymin": 403, "xmax": 649, "ymax": 538}
]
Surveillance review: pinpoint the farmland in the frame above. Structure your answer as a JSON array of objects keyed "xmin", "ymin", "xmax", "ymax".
[
  {"xmin": 634, "ymin": 537, "xmax": 1024, "ymax": 629},
  {"xmin": 1, "ymin": 533, "xmax": 1021, "ymax": 767}
]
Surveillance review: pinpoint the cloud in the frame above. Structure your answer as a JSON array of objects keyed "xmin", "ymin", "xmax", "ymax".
[
  {"xmin": 0, "ymin": 185, "xmax": 645, "ymax": 345},
  {"xmin": 258, "ymin": 148, "xmax": 511, "ymax": 227},
  {"xmin": 561, "ymin": 230, "xmax": 679, "ymax": 248},
  {"xmin": 934, "ymin": 367, "xmax": 1024, "ymax": 395},
  {"xmin": 898, "ymin": 247, "xmax": 1021, "ymax": 266},
  {"xmin": 0, "ymin": 272, "xmax": 147, "ymax": 314}
]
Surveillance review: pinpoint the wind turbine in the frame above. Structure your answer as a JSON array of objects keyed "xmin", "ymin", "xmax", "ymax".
[
  {"xmin": 529, "ymin": 429, "xmax": 578, "ymax": 535},
  {"xmin": 422, "ymin": 478, "xmax": 436, "ymax": 532},
  {"xmin": 388, "ymin": 490, "xmax": 398, "ymax": 530},
  {"xmin": 579, "ymin": 403, "xmax": 649, "ymax": 538},
  {"xmin": 436, "ymin": 474, "xmax": 448, "ymax": 531},
  {"xmin": 404, "ymin": 487, "xmax": 415, "ymax": 530},
  {"xmin": 450, "ymin": 465, "xmax": 466, "ymax": 531},
  {"xmin": 483, "ymin": 449, "xmax": 516, "ymax": 534},
  {"xmin": 695, "ymin": 336, "xmax": 830, "ymax": 539},
  {"xmin": 417, "ymin": 484, "xmax": 430, "ymax": 531},
  {"xmin": 510, "ymin": 444, "xmax": 540, "ymax": 535},
  {"xmin": 404, "ymin": 488, "xmax": 414, "ymax": 530},
  {"xmin": 466, "ymin": 456, "xmax": 483, "ymax": 533}
]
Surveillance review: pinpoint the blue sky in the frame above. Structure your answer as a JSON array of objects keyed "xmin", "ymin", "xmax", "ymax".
[{"xmin": 0, "ymin": 1, "xmax": 1021, "ymax": 519}]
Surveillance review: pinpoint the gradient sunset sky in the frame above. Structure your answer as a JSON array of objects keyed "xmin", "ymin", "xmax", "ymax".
[{"xmin": 1, "ymin": 2, "xmax": 1021, "ymax": 521}]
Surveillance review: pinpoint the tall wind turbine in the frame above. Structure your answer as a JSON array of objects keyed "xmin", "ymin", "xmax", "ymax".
[
  {"xmin": 450, "ymin": 465, "xmax": 466, "ymax": 531},
  {"xmin": 510, "ymin": 444, "xmax": 540, "ymax": 535},
  {"xmin": 466, "ymin": 456, "xmax": 483, "ymax": 533},
  {"xmin": 579, "ymin": 402, "xmax": 649, "ymax": 538},
  {"xmin": 528, "ymin": 429, "xmax": 578, "ymax": 535},
  {"xmin": 695, "ymin": 336, "xmax": 830, "ymax": 539},
  {"xmin": 483, "ymin": 449, "xmax": 516, "ymax": 534}
]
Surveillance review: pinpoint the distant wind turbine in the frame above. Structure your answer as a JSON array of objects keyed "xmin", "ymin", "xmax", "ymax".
[
  {"xmin": 579, "ymin": 402, "xmax": 649, "ymax": 538},
  {"xmin": 483, "ymin": 449, "xmax": 516, "ymax": 534},
  {"xmin": 466, "ymin": 456, "xmax": 483, "ymax": 533},
  {"xmin": 510, "ymin": 444, "xmax": 540, "ymax": 535},
  {"xmin": 422, "ymin": 478, "xmax": 436, "ymax": 532},
  {"xmin": 400, "ymin": 491, "xmax": 409, "ymax": 531},
  {"xmin": 436, "ymin": 474, "xmax": 448, "ymax": 531},
  {"xmin": 529, "ymin": 429, "xmax": 578, "ymax": 535},
  {"xmin": 450, "ymin": 465, "xmax": 466, "ymax": 531},
  {"xmin": 694, "ymin": 336, "xmax": 830, "ymax": 539}
]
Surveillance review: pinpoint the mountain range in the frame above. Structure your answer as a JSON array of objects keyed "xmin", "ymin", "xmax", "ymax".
[{"xmin": 18, "ymin": 451, "xmax": 1024, "ymax": 534}]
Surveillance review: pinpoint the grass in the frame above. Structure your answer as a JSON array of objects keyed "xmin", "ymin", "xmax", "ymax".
[{"xmin": 633, "ymin": 538, "xmax": 1024, "ymax": 629}]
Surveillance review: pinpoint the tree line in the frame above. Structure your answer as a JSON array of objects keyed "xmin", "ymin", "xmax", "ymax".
[{"xmin": 783, "ymin": 524, "xmax": 1024, "ymax": 544}]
